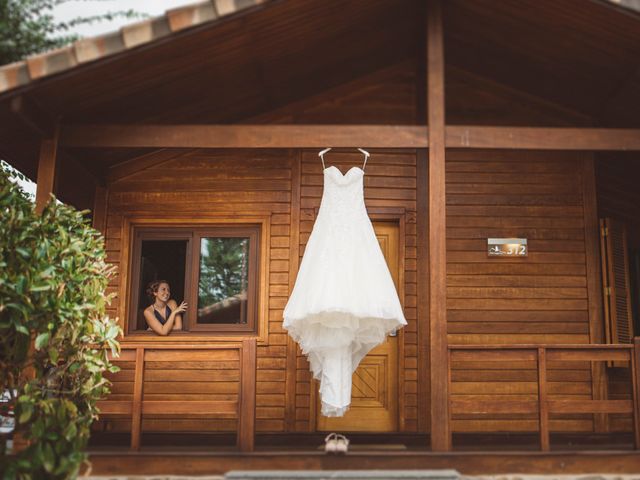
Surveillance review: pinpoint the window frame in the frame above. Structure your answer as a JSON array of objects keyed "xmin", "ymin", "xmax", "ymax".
[
  {"xmin": 127, "ymin": 224, "xmax": 261, "ymax": 336},
  {"xmin": 189, "ymin": 226, "xmax": 259, "ymax": 333}
]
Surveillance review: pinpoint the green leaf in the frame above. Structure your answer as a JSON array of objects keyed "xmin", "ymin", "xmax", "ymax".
[
  {"xmin": 48, "ymin": 347, "xmax": 59, "ymax": 364},
  {"xmin": 30, "ymin": 284, "xmax": 51, "ymax": 292},
  {"xmin": 35, "ymin": 332, "xmax": 49, "ymax": 350},
  {"xmin": 64, "ymin": 422, "xmax": 77, "ymax": 441},
  {"xmin": 15, "ymin": 324, "xmax": 29, "ymax": 335},
  {"xmin": 18, "ymin": 403, "xmax": 32, "ymax": 423},
  {"xmin": 42, "ymin": 441, "xmax": 56, "ymax": 473}
]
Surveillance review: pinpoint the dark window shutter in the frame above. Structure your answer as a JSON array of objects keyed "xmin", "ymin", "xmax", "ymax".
[{"xmin": 600, "ymin": 218, "xmax": 634, "ymax": 345}]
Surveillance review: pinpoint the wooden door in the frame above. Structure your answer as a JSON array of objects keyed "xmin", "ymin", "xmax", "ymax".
[{"xmin": 317, "ymin": 221, "xmax": 400, "ymax": 432}]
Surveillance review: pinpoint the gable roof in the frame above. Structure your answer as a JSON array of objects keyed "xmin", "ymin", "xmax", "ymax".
[
  {"xmin": 1, "ymin": 0, "xmax": 639, "ymax": 97},
  {"xmin": 0, "ymin": 0, "xmax": 266, "ymax": 95}
]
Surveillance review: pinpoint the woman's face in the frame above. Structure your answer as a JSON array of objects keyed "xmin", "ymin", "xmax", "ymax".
[{"xmin": 154, "ymin": 283, "xmax": 171, "ymax": 303}]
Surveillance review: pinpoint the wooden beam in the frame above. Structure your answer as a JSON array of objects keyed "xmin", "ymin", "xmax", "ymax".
[
  {"xmin": 446, "ymin": 126, "xmax": 640, "ymax": 150},
  {"xmin": 60, "ymin": 125, "xmax": 429, "ymax": 149},
  {"xmin": 60, "ymin": 124, "xmax": 640, "ymax": 150},
  {"xmin": 427, "ymin": 0, "xmax": 450, "ymax": 452},
  {"xmin": 35, "ymin": 127, "xmax": 59, "ymax": 214}
]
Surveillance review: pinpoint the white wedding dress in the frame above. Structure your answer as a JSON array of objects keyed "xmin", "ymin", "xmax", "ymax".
[{"xmin": 283, "ymin": 152, "xmax": 407, "ymax": 417}]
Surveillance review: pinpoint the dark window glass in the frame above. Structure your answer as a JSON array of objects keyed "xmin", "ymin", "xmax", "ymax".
[
  {"xmin": 136, "ymin": 240, "xmax": 187, "ymax": 330},
  {"xmin": 197, "ymin": 237, "xmax": 250, "ymax": 324}
]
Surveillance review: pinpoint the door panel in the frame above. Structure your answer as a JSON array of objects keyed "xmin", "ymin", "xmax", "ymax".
[{"xmin": 317, "ymin": 221, "xmax": 400, "ymax": 432}]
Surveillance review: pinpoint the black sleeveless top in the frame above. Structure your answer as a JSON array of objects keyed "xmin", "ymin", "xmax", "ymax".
[{"xmin": 153, "ymin": 305, "xmax": 172, "ymax": 325}]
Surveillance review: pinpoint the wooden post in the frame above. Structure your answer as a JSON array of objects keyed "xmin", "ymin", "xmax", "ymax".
[
  {"xmin": 633, "ymin": 338, "xmax": 640, "ymax": 449},
  {"xmin": 92, "ymin": 185, "xmax": 108, "ymax": 235},
  {"xmin": 416, "ymin": 149, "xmax": 430, "ymax": 434},
  {"xmin": 582, "ymin": 155, "xmax": 608, "ymax": 432},
  {"xmin": 130, "ymin": 348, "xmax": 144, "ymax": 450},
  {"xmin": 35, "ymin": 128, "xmax": 59, "ymax": 214},
  {"xmin": 285, "ymin": 152, "xmax": 301, "ymax": 432},
  {"xmin": 537, "ymin": 347, "xmax": 550, "ymax": 451},
  {"xmin": 238, "ymin": 339, "xmax": 257, "ymax": 452},
  {"xmin": 427, "ymin": 0, "xmax": 450, "ymax": 452}
]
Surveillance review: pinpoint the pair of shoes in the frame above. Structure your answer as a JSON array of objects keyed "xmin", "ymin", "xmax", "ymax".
[{"xmin": 324, "ymin": 433, "xmax": 349, "ymax": 454}]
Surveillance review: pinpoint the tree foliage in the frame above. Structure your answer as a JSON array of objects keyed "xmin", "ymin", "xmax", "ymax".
[
  {"xmin": 0, "ymin": 164, "xmax": 121, "ymax": 479},
  {"xmin": 198, "ymin": 238, "xmax": 249, "ymax": 308},
  {"xmin": 0, "ymin": 0, "xmax": 145, "ymax": 65}
]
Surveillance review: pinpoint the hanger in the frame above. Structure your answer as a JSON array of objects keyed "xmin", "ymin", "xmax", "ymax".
[{"xmin": 318, "ymin": 147, "xmax": 370, "ymax": 170}]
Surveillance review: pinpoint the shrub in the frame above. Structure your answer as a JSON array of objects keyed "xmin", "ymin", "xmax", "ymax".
[{"xmin": 0, "ymin": 164, "xmax": 121, "ymax": 479}]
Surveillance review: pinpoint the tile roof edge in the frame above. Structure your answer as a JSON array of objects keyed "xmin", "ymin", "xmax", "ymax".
[{"xmin": 0, "ymin": 0, "xmax": 265, "ymax": 95}]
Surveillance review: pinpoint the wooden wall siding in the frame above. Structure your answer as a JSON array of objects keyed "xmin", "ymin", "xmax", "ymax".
[
  {"xmin": 294, "ymin": 150, "xmax": 418, "ymax": 432},
  {"xmin": 446, "ymin": 150, "xmax": 598, "ymax": 433},
  {"xmin": 444, "ymin": 65, "xmax": 594, "ymax": 127},
  {"xmin": 248, "ymin": 60, "xmax": 594, "ymax": 128},
  {"xmin": 595, "ymin": 153, "xmax": 640, "ymax": 433},
  {"xmin": 246, "ymin": 61, "xmax": 419, "ymax": 125},
  {"xmin": 100, "ymin": 149, "xmax": 291, "ymax": 434}
]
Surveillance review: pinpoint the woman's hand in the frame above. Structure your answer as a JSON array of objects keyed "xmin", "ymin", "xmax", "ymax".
[{"xmin": 173, "ymin": 301, "xmax": 188, "ymax": 315}]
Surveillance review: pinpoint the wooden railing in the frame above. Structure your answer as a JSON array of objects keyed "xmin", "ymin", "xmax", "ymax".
[
  {"xmin": 97, "ymin": 339, "xmax": 256, "ymax": 451},
  {"xmin": 447, "ymin": 341, "xmax": 640, "ymax": 451}
]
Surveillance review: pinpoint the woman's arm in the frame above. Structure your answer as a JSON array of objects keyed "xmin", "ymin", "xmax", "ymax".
[
  {"xmin": 143, "ymin": 306, "xmax": 176, "ymax": 336},
  {"xmin": 168, "ymin": 299, "xmax": 183, "ymax": 330}
]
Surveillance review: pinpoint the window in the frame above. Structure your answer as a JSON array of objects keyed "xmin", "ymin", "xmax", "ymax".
[{"xmin": 129, "ymin": 226, "xmax": 260, "ymax": 334}]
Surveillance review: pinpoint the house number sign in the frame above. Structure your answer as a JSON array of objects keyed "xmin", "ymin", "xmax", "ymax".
[{"xmin": 487, "ymin": 238, "xmax": 528, "ymax": 257}]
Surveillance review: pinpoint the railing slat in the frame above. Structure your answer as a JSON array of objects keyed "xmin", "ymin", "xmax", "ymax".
[
  {"xmin": 131, "ymin": 347, "xmax": 144, "ymax": 451},
  {"xmin": 547, "ymin": 400, "xmax": 633, "ymax": 414},
  {"xmin": 546, "ymin": 350, "xmax": 631, "ymax": 362},
  {"xmin": 450, "ymin": 399, "xmax": 538, "ymax": 414},
  {"xmin": 238, "ymin": 338, "xmax": 257, "ymax": 452},
  {"xmin": 450, "ymin": 350, "xmax": 537, "ymax": 362},
  {"xmin": 143, "ymin": 400, "xmax": 237, "ymax": 416},
  {"xmin": 537, "ymin": 347, "xmax": 550, "ymax": 451}
]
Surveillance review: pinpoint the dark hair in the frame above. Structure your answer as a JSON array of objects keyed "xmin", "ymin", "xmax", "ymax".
[{"xmin": 146, "ymin": 279, "xmax": 170, "ymax": 303}]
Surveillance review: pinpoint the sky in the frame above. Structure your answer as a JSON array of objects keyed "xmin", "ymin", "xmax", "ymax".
[{"xmin": 52, "ymin": 0, "xmax": 197, "ymax": 37}]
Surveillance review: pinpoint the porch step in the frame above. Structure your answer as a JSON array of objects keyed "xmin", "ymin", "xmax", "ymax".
[{"xmin": 224, "ymin": 470, "xmax": 460, "ymax": 480}]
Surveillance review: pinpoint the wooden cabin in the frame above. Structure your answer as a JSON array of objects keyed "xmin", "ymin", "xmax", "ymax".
[{"xmin": 1, "ymin": 0, "xmax": 640, "ymax": 475}]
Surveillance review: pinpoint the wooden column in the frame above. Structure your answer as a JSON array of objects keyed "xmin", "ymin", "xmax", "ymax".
[
  {"xmin": 582, "ymin": 155, "xmax": 608, "ymax": 432},
  {"xmin": 427, "ymin": 0, "xmax": 450, "ymax": 451},
  {"xmin": 417, "ymin": 150, "xmax": 430, "ymax": 434},
  {"xmin": 35, "ymin": 128, "xmax": 59, "ymax": 214}
]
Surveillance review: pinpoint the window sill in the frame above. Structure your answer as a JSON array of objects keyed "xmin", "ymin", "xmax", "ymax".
[{"xmin": 120, "ymin": 331, "xmax": 263, "ymax": 344}]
